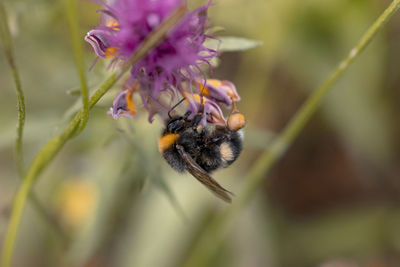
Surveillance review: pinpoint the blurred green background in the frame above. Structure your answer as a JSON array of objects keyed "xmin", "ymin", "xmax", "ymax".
[{"xmin": 1, "ymin": 0, "xmax": 400, "ymax": 266}]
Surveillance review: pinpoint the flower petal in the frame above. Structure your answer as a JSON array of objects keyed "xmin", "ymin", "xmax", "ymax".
[
  {"xmin": 108, "ymin": 90, "xmax": 136, "ymax": 119},
  {"xmin": 197, "ymin": 79, "xmax": 240, "ymax": 107},
  {"xmin": 185, "ymin": 93, "xmax": 226, "ymax": 126},
  {"xmin": 85, "ymin": 29, "xmax": 115, "ymax": 58}
]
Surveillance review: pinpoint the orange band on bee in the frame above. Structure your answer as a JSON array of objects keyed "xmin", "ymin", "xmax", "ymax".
[{"xmin": 158, "ymin": 133, "xmax": 180, "ymax": 152}]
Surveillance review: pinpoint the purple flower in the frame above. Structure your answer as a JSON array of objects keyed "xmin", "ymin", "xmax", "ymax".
[
  {"xmin": 107, "ymin": 87, "xmax": 136, "ymax": 119},
  {"xmin": 197, "ymin": 79, "xmax": 240, "ymax": 107},
  {"xmin": 86, "ymin": 0, "xmax": 242, "ymax": 125},
  {"xmin": 184, "ymin": 93, "xmax": 226, "ymax": 126}
]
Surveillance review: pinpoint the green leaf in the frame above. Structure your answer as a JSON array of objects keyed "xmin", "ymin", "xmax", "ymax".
[{"xmin": 205, "ymin": 36, "xmax": 263, "ymax": 52}]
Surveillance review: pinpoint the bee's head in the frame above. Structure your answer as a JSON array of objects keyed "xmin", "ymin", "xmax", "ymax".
[{"xmin": 166, "ymin": 111, "xmax": 192, "ymax": 133}]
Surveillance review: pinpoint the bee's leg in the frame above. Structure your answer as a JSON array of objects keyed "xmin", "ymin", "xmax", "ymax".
[
  {"xmin": 191, "ymin": 114, "xmax": 203, "ymax": 128},
  {"xmin": 167, "ymin": 111, "xmax": 192, "ymax": 132},
  {"xmin": 182, "ymin": 110, "xmax": 192, "ymax": 120},
  {"xmin": 191, "ymin": 102, "xmax": 205, "ymax": 129}
]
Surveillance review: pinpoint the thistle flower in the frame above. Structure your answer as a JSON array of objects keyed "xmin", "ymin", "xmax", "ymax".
[{"xmin": 85, "ymin": 0, "xmax": 241, "ymax": 124}]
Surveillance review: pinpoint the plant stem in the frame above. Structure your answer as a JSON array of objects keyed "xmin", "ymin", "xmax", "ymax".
[
  {"xmin": 64, "ymin": 0, "xmax": 89, "ymax": 133},
  {"xmin": 0, "ymin": 5, "xmax": 186, "ymax": 267},
  {"xmin": 182, "ymin": 1, "xmax": 400, "ymax": 266},
  {"xmin": 0, "ymin": 3, "xmax": 69, "ymax": 243},
  {"xmin": 0, "ymin": 4, "xmax": 25, "ymax": 178}
]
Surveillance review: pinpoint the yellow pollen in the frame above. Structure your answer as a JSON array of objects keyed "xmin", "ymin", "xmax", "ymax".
[
  {"xmin": 105, "ymin": 47, "xmax": 118, "ymax": 58},
  {"xmin": 207, "ymin": 79, "xmax": 222, "ymax": 88},
  {"xmin": 183, "ymin": 91, "xmax": 203, "ymax": 104},
  {"xmin": 227, "ymin": 112, "xmax": 246, "ymax": 132},
  {"xmin": 195, "ymin": 81, "xmax": 210, "ymax": 97},
  {"xmin": 106, "ymin": 18, "xmax": 120, "ymax": 31},
  {"xmin": 125, "ymin": 90, "xmax": 136, "ymax": 115},
  {"xmin": 192, "ymin": 94, "xmax": 202, "ymax": 103}
]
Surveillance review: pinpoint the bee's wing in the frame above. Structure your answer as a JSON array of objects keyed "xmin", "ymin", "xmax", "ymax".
[{"xmin": 176, "ymin": 145, "xmax": 233, "ymax": 203}]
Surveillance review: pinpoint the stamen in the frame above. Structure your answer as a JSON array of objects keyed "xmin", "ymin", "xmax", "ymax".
[
  {"xmin": 196, "ymin": 80, "xmax": 211, "ymax": 96},
  {"xmin": 105, "ymin": 47, "xmax": 118, "ymax": 58},
  {"xmin": 125, "ymin": 88, "xmax": 136, "ymax": 115},
  {"xmin": 106, "ymin": 18, "xmax": 120, "ymax": 31}
]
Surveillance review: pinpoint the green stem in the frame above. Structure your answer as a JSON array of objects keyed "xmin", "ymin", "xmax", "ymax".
[
  {"xmin": 0, "ymin": 3, "xmax": 69, "ymax": 242},
  {"xmin": 64, "ymin": 0, "xmax": 89, "ymax": 133},
  {"xmin": 0, "ymin": 5, "xmax": 186, "ymax": 267},
  {"xmin": 183, "ymin": 1, "xmax": 400, "ymax": 266},
  {"xmin": 0, "ymin": 4, "xmax": 25, "ymax": 178}
]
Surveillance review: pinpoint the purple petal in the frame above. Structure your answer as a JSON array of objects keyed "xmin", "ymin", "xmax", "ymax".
[
  {"xmin": 197, "ymin": 79, "xmax": 241, "ymax": 107},
  {"xmin": 186, "ymin": 95, "xmax": 226, "ymax": 126},
  {"xmin": 108, "ymin": 90, "xmax": 136, "ymax": 119},
  {"xmin": 85, "ymin": 30, "xmax": 112, "ymax": 58}
]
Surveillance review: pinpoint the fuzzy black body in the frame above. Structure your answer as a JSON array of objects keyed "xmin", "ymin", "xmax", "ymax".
[
  {"xmin": 158, "ymin": 111, "xmax": 243, "ymax": 202},
  {"xmin": 161, "ymin": 116, "xmax": 242, "ymax": 174}
]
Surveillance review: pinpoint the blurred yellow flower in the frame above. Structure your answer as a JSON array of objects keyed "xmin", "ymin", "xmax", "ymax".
[{"xmin": 55, "ymin": 180, "xmax": 97, "ymax": 229}]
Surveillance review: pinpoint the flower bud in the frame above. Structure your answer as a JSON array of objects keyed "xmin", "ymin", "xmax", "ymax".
[{"xmin": 227, "ymin": 112, "xmax": 246, "ymax": 132}]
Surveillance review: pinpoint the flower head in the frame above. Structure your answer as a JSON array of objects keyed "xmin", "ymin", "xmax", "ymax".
[{"xmin": 86, "ymin": 0, "xmax": 242, "ymax": 125}]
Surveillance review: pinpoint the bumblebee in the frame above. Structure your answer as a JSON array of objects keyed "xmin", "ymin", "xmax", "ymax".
[{"xmin": 158, "ymin": 102, "xmax": 245, "ymax": 203}]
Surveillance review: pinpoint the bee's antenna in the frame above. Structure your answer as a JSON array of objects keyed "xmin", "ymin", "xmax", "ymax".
[{"xmin": 168, "ymin": 98, "xmax": 186, "ymax": 119}]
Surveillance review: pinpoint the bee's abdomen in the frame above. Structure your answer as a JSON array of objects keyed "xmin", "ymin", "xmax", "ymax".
[
  {"xmin": 162, "ymin": 146, "xmax": 187, "ymax": 172},
  {"xmin": 159, "ymin": 133, "xmax": 186, "ymax": 172},
  {"xmin": 197, "ymin": 145, "xmax": 223, "ymax": 173},
  {"xmin": 220, "ymin": 142, "xmax": 235, "ymax": 164},
  {"xmin": 220, "ymin": 131, "xmax": 243, "ymax": 167},
  {"xmin": 161, "ymin": 130, "xmax": 200, "ymax": 173}
]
